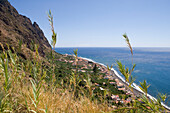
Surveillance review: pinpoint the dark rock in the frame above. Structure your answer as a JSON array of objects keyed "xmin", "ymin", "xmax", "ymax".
[{"xmin": 0, "ymin": 0, "xmax": 51, "ymax": 59}]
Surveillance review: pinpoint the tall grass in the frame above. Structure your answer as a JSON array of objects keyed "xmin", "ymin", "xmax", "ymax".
[
  {"xmin": 0, "ymin": 11, "xmax": 169, "ymax": 113},
  {"xmin": 0, "ymin": 42, "xmax": 117, "ymax": 112},
  {"xmin": 115, "ymin": 34, "xmax": 168, "ymax": 112}
]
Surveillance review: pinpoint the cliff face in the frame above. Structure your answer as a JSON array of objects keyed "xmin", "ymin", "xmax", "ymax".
[{"xmin": 0, "ymin": 0, "xmax": 51, "ymax": 58}]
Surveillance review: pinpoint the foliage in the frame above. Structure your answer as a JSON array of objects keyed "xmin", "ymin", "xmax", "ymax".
[
  {"xmin": 107, "ymin": 64, "xmax": 113, "ymax": 76},
  {"xmin": 93, "ymin": 64, "xmax": 99, "ymax": 76},
  {"xmin": 115, "ymin": 34, "xmax": 169, "ymax": 112},
  {"xmin": 18, "ymin": 40, "xmax": 23, "ymax": 53},
  {"xmin": 0, "ymin": 11, "xmax": 169, "ymax": 113},
  {"xmin": 48, "ymin": 10, "xmax": 57, "ymax": 49},
  {"xmin": 139, "ymin": 80, "xmax": 150, "ymax": 96}
]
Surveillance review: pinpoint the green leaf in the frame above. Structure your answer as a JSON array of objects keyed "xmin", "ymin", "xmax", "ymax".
[{"xmin": 29, "ymin": 95, "xmax": 37, "ymax": 108}]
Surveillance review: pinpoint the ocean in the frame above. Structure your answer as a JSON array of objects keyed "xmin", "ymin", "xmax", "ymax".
[{"xmin": 55, "ymin": 47, "xmax": 170, "ymax": 106}]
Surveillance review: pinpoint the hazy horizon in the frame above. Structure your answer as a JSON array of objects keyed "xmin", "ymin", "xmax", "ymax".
[
  {"xmin": 55, "ymin": 47, "xmax": 170, "ymax": 53},
  {"xmin": 55, "ymin": 47, "xmax": 170, "ymax": 48},
  {"xmin": 9, "ymin": 0, "xmax": 170, "ymax": 47}
]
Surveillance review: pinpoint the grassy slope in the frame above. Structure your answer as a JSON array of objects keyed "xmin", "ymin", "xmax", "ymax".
[
  {"xmin": 0, "ymin": 44, "xmax": 117, "ymax": 112},
  {"xmin": 0, "ymin": 44, "xmax": 168, "ymax": 112}
]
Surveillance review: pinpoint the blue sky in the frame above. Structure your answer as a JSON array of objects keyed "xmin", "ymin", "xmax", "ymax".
[{"xmin": 9, "ymin": 0, "xmax": 170, "ymax": 47}]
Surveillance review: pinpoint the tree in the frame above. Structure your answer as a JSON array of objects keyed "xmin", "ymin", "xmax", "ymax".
[{"xmin": 93, "ymin": 64, "xmax": 99, "ymax": 76}]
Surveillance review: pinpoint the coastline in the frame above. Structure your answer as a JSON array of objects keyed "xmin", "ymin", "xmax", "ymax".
[
  {"xmin": 79, "ymin": 56, "xmax": 144, "ymax": 96},
  {"xmin": 78, "ymin": 56, "xmax": 170, "ymax": 110}
]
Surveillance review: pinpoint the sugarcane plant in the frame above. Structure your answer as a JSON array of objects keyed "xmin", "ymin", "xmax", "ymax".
[
  {"xmin": 115, "ymin": 34, "xmax": 168, "ymax": 112},
  {"xmin": 47, "ymin": 10, "xmax": 58, "ymax": 88},
  {"xmin": 84, "ymin": 74, "xmax": 93, "ymax": 98},
  {"xmin": 139, "ymin": 80, "xmax": 150, "ymax": 97},
  {"xmin": 48, "ymin": 10, "xmax": 57, "ymax": 59},
  {"xmin": 73, "ymin": 49, "xmax": 78, "ymax": 73},
  {"xmin": 116, "ymin": 33, "xmax": 136, "ymax": 96}
]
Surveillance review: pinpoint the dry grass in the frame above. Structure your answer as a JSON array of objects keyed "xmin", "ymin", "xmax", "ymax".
[
  {"xmin": 0, "ymin": 42, "xmax": 168, "ymax": 113},
  {"xmin": 6, "ymin": 79, "xmax": 114, "ymax": 113},
  {"xmin": 0, "ymin": 47, "xmax": 114, "ymax": 112}
]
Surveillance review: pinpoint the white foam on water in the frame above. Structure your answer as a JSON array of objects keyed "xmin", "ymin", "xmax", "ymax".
[
  {"xmin": 79, "ymin": 56, "xmax": 170, "ymax": 110},
  {"xmin": 79, "ymin": 57, "xmax": 95, "ymax": 63},
  {"xmin": 111, "ymin": 68, "xmax": 126, "ymax": 83},
  {"xmin": 65, "ymin": 54, "xmax": 170, "ymax": 110},
  {"xmin": 112, "ymin": 67, "xmax": 170, "ymax": 110}
]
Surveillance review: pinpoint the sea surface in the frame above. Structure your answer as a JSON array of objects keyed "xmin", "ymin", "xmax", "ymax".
[{"xmin": 55, "ymin": 47, "xmax": 170, "ymax": 106}]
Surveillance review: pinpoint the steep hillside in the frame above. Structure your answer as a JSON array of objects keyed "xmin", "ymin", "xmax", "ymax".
[{"xmin": 0, "ymin": 0, "xmax": 51, "ymax": 59}]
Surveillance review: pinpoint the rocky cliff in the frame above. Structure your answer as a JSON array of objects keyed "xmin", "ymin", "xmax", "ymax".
[{"xmin": 0, "ymin": 0, "xmax": 51, "ymax": 59}]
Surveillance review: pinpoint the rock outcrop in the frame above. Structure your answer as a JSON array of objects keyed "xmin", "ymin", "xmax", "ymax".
[{"xmin": 0, "ymin": 0, "xmax": 51, "ymax": 58}]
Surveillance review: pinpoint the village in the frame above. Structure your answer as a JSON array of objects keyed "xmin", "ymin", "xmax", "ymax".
[{"xmin": 56, "ymin": 54, "xmax": 139, "ymax": 107}]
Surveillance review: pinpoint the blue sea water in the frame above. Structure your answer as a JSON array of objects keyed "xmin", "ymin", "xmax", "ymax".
[{"xmin": 55, "ymin": 47, "xmax": 170, "ymax": 106}]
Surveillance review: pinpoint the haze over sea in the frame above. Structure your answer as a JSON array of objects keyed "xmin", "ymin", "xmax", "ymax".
[{"xmin": 56, "ymin": 47, "xmax": 170, "ymax": 106}]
